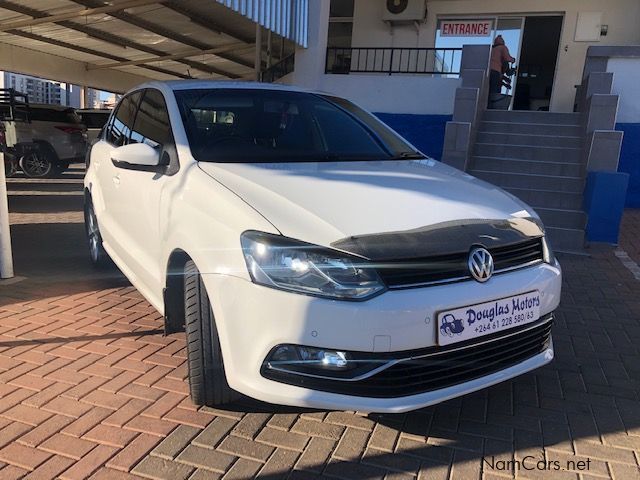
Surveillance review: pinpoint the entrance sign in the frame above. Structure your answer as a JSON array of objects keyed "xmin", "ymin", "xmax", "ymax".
[{"xmin": 440, "ymin": 20, "xmax": 492, "ymax": 37}]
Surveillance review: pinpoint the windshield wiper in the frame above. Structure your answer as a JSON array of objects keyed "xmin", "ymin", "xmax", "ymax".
[{"xmin": 391, "ymin": 152, "xmax": 426, "ymax": 160}]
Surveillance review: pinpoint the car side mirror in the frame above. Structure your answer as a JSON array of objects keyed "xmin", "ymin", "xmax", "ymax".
[{"xmin": 111, "ymin": 143, "xmax": 160, "ymax": 167}]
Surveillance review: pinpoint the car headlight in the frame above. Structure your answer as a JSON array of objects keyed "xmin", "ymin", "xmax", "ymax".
[
  {"xmin": 542, "ymin": 236, "xmax": 555, "ymax": 264},
  {"xmin": 241, "ymin": 231, "xmax": 386, "ymax": 300}
]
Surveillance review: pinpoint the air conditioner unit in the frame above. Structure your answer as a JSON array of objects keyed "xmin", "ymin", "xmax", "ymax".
[{"xmin": 382, "ymin": 0, "xmax": 427, "ymax": 23}]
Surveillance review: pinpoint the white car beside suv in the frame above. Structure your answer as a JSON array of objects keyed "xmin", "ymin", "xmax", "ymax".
[{"xmin": 84, "ymin": 81, "xmax": 561, "ymax": 412}]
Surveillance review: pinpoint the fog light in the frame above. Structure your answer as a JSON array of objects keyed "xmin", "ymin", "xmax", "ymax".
[
  {"xmin": 263, "ymin": 344, "xmax": 394, "ymax": 381},
  {"xmin": 269, "ymin": 345, "xmax": 351, "ymax": 370},
  {"xmin": 322, "ymin": 351, "xmax": 348, "ymax": 369}
]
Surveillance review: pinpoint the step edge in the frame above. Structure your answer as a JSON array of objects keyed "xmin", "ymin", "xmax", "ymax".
[
  {"xmin": 533, "ymin": 206, "xmax": 586, "ymax": 215},
  {"xmin": 477, "ymin": 131, "xmax": 582, "ymax": 140},
  {"xmin": 503, "ymin": 187, "xmax": 585, "ymax": 196},
  {"xmin": 545, "ymin": 226, "xmax": 586, "ymax": 234},
  {"xmin": 475, "ymin": 142, "xmax": 582, "ymax": 151},
  {"xmin": 470, "ymin": 170, "xmax": 584, "ymax": 181},
  {"xmin": 480, "ymin": 120, "xmax": 583, "ymax": 128},
  {"xmin": 471, "ymin": 155, "xmax": 582, "ymax": 165},
  {"xmin": 483, "ymin": 112, "xmax": 582, "ymax": 119}
]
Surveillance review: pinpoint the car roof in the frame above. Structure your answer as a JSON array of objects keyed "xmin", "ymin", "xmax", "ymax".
[{"xmin": 130, "ymin": 80, "xmax": 313, "ymax": 95}]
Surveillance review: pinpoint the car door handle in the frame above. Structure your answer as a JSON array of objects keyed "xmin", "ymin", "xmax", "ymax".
[{"xmin": 112, "ymin": 175, "xmax": 120, "ymax": 185}]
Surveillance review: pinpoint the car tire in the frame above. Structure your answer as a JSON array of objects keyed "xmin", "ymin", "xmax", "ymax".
[
  {"xmin": 53, "ymin": 161, "xmax": 70, "ymax": 176},
  {"xmin": 184, "ymin": 260, "xmax": 239, "ymax": 406},
  {"xmin": 84, "ymin": 200, "xmax": 109, "ymax": 267},
  {"xmin": 19, "ymin": 151, "xmax": 54, "ymax": 178},
  {"xmin": 4, "ymin": 154, "xmax": 18, "ymax": 177}
]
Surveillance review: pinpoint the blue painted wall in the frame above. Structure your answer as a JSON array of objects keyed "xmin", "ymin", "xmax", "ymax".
[
  {"xmin": 376, "ymin": 116, "xmax": 640, "ymax": 207},
  {"xmin": 584, "ymin": 171, "xmax": 630, "ymax": 243},
  {"xmin": 375, "ymin": 113, "xmax": 452, "ymax": 160},
  {"xmin": 617, "ymin": 123, "xmax": 640, "ymax": 207}
]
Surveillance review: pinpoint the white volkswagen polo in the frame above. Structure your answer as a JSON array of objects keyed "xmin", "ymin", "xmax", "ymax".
[{"xmin": 84, "ymin": 81, "xmax": 561, "ymax": 413}]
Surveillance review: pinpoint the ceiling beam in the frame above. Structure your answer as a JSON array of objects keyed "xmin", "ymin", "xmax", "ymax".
[
  {"xmin": 88, "ymin": 42, "xmax": 253, "ymax": 70},
  {"xmin": 163, "ymin": 1, "xmax": 255, "ymax": 45},
  {"xmin": 0, "ymin": 40, "xmax": 153, "ymax": 93},
  {"xmin": 0, "ymin": 0, "xmax": 163, "ymax": 31},
  {"xmin": 0, "ymin": 0, "xmax": 239, "ymax": 79},
  {"xmin": 71, "ymin": 0, "xmax": 254, "ymax": 69},
  {"xmin": 4, "ymin": 28, "xmax": 189, "ymax": 79}
]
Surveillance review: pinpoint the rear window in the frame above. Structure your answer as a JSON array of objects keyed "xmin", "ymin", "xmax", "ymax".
[
  {"xmin": 30, "ymin": 107, "xmax": 82, "ymax": 124},
  {"xmin": 78, "ymin": 112, "xmax": 110, "ymax": 128}
]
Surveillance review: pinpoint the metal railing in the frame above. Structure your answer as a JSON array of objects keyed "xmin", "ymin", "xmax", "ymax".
[
  {"xmin": 0, "ymin": 88, "xmax": 30, "ymax": 122},
  {"xmin": 325, "ymin": 47, "xmax": 463, "ymax": 76},
  {"xmin": 261, "ymin": 53, "xmax": 296, "ymax": 83}
]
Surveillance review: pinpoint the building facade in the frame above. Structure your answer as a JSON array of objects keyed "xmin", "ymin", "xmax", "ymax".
[
  {"xmin": 0, "ymin": 72, "xmax": 88, "ymax": 108},
  {"xmin": 281, "ymin": 0, "xmax": 640, "ymax": 210},
  {"xmin": 3, "ymin": 72, "xmax": 62, "ymax": 105}
]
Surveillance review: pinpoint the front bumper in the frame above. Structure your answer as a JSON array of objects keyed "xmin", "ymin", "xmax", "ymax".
[{"xmin": 203, "ymin": 261, "xmax": 561, "ymax": 412}]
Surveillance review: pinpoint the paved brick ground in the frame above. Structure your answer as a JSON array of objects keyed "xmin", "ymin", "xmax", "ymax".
[
  {"xmin": 621, "ymin": 209, "xmax": 640, "ymax": 266},
  {"xmin": 1, "ymin": 167, "xmax": 640, "ymax": 479}
]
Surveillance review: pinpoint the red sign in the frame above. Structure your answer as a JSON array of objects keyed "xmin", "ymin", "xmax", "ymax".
[{"xmin": 440, "ymin": 20, "xmax": 492, "ymax": 37}]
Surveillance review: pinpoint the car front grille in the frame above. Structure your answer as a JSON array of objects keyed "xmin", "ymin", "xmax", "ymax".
[
  {"xmin": 377, "ymin": 237, "xmax": 544, "ymax": 288},
  {"xmin": 262, "ymin": 314, "xmax": 553, "ymax": 398}
]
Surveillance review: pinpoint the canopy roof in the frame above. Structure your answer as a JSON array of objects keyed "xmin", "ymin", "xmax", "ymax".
[{"xmin": 0, "ymin": 0, "xmax": 307, "ymax": 92}]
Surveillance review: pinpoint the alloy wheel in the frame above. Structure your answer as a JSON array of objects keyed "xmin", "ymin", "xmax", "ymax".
[
  {"xmin": 86, "ymin": 207, "xmax": 100, "ymax": 263},
  {"xmin": 20, "ymin": 153, "xmax": 52, "ymax": 178}
]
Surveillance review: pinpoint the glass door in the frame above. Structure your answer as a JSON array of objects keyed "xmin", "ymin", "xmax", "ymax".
[{"xmin": 494, "ymin": 17, "xmax": 525, "ymax": 106}]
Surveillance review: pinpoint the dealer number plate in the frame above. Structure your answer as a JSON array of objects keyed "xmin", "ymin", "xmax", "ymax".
[{"xmin": 437, "ymin": 291, "xmax": 540, "ymax": 346}]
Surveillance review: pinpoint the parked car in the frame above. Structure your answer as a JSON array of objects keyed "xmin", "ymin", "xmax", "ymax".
[
  {"xmin": 84, "ymin": 81, "xmax": 561, "ymax": 412},
  {"xmin": 76, "ymin": 108, "xmax": 111, "ymax": 144},
  {"xmin": 12, "ymin": 104, "xmax": 87, "ymax": 177}
]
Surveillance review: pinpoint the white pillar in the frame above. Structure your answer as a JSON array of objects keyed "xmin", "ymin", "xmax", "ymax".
[
  {"xmin": 0, "ymin": 152, "xmax": 14, "ymax": 279},
  {"xmin": 284, "ymin": 0, "xmax": 330, "ymax": 89},
  {"xmin": 80, "ymin": 86, "xmax": 87, "ymax": 109}
]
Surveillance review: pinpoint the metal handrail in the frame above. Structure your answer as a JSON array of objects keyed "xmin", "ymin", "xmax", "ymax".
[
  {"xmin": 0, "ymin": 88, "xmax": 30, "ymax": 122},
  {"xmin": 261, "ymin": 53, "xmax": 296, "ymax": 83},
  {"xmin": 325, "ymin": 47, "xmax": 463, "ymax": 76}
]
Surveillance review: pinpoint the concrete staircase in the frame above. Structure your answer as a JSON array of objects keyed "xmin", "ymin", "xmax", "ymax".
[
  {"xmin": 468, "ymin": 110, "xmax": 586, "ymax": 251},
  {"xmin": 443, "ymin": 45, "xmax": 627, "ymax": 251}
]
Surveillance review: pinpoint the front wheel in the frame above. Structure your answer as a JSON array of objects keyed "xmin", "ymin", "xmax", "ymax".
[
  {"xmin": 53, "ymin": 161, "xmax": 70, "ymax": 176},
  {"xmin": 84, "ymin": 200, "xmax": 109, "ymax": 267},
  {"xmin": 19, "ymin": 152, "xmax": 54, "ymax": 178},
  {"xmin": 184, "ymin": 260, "xmax": 239, "ymax": 406}
]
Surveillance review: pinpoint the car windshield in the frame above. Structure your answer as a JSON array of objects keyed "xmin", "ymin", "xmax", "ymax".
[{"xmin": 174, "ymin": 88, "xmax": 424, "ymax": 162}]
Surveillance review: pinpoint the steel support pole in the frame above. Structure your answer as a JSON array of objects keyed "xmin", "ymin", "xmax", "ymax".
[
  {"xmin": 255, "ymin": 24, "xmax": 263, "ymax": 81},
  {"xmin": 0, "ymin": 152, "xmax": 14, "ymax": 279},
  {"xmin": 80, "ymin": 86, "xmax": 87, "ymax": 109}
]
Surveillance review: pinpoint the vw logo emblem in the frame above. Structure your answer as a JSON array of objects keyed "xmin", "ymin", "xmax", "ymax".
[{"xmin": 468, "ymin": 247, "xmax": 494, "ymax": 283}]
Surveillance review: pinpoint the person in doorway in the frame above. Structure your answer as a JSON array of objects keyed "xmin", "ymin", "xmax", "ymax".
[{"xmin": 489, "ymin": 35, "xmax": 515, "ymax": 105}]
